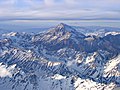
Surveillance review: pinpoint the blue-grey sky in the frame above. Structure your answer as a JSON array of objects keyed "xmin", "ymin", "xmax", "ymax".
[{"xmin": 0, "ymin": 0, "xmax": 120, "ymax": 20}]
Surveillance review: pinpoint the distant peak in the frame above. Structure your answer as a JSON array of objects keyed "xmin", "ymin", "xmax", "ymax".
[
  {"xmin": 47, "ymin": 23, "xmax": 85, "ymax": 38},
  {"xmin": 55, "ymin": 23, "xmax": 76, "ymax": 32},
  {"xmin": 57, "ymin": 23, "xmax": 67, "ymax": 29},
  {"xmin": 59, "ymin": 23, "xmax": 66, "ymax": 26}
]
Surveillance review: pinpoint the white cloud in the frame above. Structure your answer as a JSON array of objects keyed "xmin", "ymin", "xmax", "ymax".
[
  {"xmin": 44, "ymin": 0, "xmax": 55, "ymax": 6},
  {"xmin": 0, "ymin": 0, "xmax": 120, "ymax": 20}
]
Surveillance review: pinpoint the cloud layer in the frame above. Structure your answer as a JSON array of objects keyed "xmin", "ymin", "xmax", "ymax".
[{"xmin": 0, "ymin": 0, "xmax": 120, "ymax": 20}]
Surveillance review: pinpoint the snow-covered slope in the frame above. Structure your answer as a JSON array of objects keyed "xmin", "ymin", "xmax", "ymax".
[{"xmin": 0, "ymin": 23, "xmax": 120, "ymax": 90}]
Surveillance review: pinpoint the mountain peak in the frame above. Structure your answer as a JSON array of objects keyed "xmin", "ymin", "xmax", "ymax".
[
  {"xmin": 57, "ymin": 23, "xmax": 67, "ymax": 28},
  {"xmin": 58, "ymin": 23, "xmax": 66, "ymax": 26},
  {"xmin": 45, "ymin": 23, "xmax": 86, "ymax": 40},
  {"xmin": 55, "ymin": 23, "xmax": 76, "ymax": 33}
]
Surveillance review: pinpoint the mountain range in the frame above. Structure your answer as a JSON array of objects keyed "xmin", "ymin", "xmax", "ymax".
[{"xmin": 0, "ymin": 23, "xmax": 120, "ymax": 90}]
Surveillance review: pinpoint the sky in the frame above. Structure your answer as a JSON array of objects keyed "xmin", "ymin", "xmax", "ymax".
[{"xmin": 0, "ymin": 0, "xmax": 120, "ymax": 20}]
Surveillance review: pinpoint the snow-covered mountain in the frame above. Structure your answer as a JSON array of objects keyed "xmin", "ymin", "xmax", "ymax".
[
  {"xmin": 0, "ymin": 23, "xmax": 120, "ymax": 90},
  {"xmin": 74, "ymin": 26, "xmax": 120, "ymax": 37}
]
